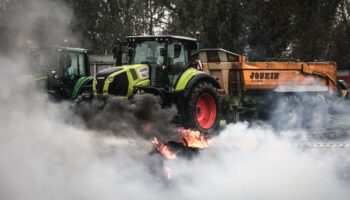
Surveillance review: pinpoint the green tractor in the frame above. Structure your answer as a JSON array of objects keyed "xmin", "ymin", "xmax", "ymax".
[
  {"xmin": 30, "ymin": 46, "xmax": 93, "ymax": 100},
  {"xmin": 93, "ymin": 36, "xmax": 222, "ymax": 132}
]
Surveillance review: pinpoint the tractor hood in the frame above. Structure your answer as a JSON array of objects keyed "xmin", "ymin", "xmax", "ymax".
[
  {"xmin": 93, "ymin": 64, "xmax": 150, "ymax": 97},
  {"xmin": 95, "ymin": 67, "xmax": 123, "ymax": 95},
  {"xmin": 96, "ymin": 67, "xmax": 123, "ymax": 78}
]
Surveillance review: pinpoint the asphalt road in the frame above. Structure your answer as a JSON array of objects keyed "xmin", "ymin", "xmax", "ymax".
[{"xmin": 309, "ymin": 113, "xmax": 350, "ymax": 141}]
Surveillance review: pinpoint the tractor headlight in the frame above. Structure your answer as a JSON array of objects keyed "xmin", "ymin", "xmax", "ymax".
[{"xmin": 107, "ymin": 77, "xmax": 114, "ymax": 82}]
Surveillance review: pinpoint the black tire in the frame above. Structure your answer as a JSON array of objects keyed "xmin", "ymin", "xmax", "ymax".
[
  {"xmin": 185, "ymin": 81, "xmax": 220, "ymax": 133},
  {"xmin": 74, "ymin": 88, "xmax": 93, "ymax": 106}
]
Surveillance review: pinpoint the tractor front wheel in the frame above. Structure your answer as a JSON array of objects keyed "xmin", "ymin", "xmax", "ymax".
[
  {"xmin": 186, "ymin": 82, "xmax": 220, "ymax": 133},
  {"xmin": 75, "ymin": 88, "xmax": 93, "ymax": 106}
]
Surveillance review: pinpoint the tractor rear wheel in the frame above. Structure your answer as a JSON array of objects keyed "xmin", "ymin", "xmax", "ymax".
[{"xmin": 186, "ymin": 82, "xmax": 220, "ymax": 133}]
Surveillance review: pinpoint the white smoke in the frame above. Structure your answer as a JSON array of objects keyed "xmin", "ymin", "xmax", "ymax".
[
  {"xmin": 167, "ymin": 123, "xmax": 350, "ymax": 200},
  {"xmin": 1, "ymin": 55, "xmax": 350, "ymax": 200},
  {"xmin": 0, "ymin": 0, "xmax": 75, "ymax": 55},
  {"xmin": 0, "ymin": 56, "xmax": 166, "ymax": 200}
]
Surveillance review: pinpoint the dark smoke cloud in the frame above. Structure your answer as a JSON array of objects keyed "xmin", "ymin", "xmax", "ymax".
[{"xmin": 77, "ymin": 95, "xmax": 178, "ymax": 140}]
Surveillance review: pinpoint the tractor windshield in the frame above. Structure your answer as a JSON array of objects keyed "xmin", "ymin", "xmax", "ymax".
[
  {"xmin": 59, "ymin": 51, "xmax": 87, "ymax": 79},
  {"xmin": 130, "ymin": 41, "xmax": 167, "ymax": 86},
  {"xmin": 130, "ymin": 41, "xmax": 165, "ymax": 66}
]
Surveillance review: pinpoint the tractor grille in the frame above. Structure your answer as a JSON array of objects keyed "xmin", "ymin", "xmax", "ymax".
[
  {"xmin": 108, "ymin": 72, "xmax": 129, "ymax": 96},
  {"xmin": 95, "ymin": 67, "xmax": 123, "ymax": 95}
]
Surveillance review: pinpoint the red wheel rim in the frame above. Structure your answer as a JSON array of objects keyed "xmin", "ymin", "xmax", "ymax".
[{"xmin": 195, "ymin": 93, "xmax": 217, "ymax": 129}]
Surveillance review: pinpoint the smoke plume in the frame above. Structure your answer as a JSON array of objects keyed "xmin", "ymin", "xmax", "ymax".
[
  {"xmin": 0, "ymin": 0, "xmax": 74, "ymax": 55},
  {"xmin": 76, "ymin": 95, "xmax": 178, "ymax": 140}
]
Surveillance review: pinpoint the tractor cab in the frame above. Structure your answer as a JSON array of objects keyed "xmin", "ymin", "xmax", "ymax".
[
  {"xmin": 95, "ymin": 35, "xmax": 199, "ymax": 99},
  {"xmin": 30, "ymin": 46, "xmax": 91, "ymax": 99},
  {"xmin": 124, "ymin": 36, "xmax": 198, "ymax": 88}
]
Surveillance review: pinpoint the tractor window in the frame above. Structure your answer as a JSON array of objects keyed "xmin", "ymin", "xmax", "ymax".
[
  {"xmin": 130, "ymin": 41, "xmax": 166, "ymax": 86},
  {"xmin": 68, "ymin": 53, "xmax": 79, "ymax": 76},
  {"xmin": 60, "ymin": 52, "xmax": 79, "ymax": 78},
  {"xmin": 78, "ymin": 53, "xmax": 86, "ymax": 76},
  {"xmin": 167, "ymin": 42, "xmax": 188, "ymax": 70},
  {"xmin": 167, "ymin": 42, "xmax": 189, "ymax": 86},
  {"xmin": 130, "ymin": 41, "xmax": 165, "ymax": 65}
]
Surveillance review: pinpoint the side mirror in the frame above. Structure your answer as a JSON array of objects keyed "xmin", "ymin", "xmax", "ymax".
[
  {"xmin": 51, "ymin": 70, "xmax": 58, "ymax": 79},
  {"xmin": 161, "ymin": 65, "xmax": 168, "ymax": 72},
  {"xmin": 174, "ymin": 44, "xmax": 182, "ymax": 59},
  {"xmin": 160, "ymin": 48, "xmax": 166, "ymax": 56}
]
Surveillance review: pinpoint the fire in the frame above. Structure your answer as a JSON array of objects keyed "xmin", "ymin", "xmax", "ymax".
[
  {"xmin": 178, "ymin": 129, "xmax": 209, "ymax": 149},
  {"xmin": 152, "ymin": 137, "xmax": 177, "ymax": 159},
  {"xmin": 151, "ymin": 129, "xmax": 209, "ymax": 179},
  {"xmin": 152, "ymin": 129, "xmax": 210, "ymax": 159}
]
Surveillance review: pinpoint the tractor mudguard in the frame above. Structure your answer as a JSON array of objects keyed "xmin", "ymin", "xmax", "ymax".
[
  {"xmin": 71, "ymin": 76, "xmax": 93, "ymax": 99},
  {"xmin": 183, "ymin": 72, "xmax": 221, "ymax": 98},
  {"xmin": 134, "ymin": 85, "xmax": 174, "ymax": 106},
  {"xmin": 134, "ymin": 85, "xmax": 164, "ymax": 97}
]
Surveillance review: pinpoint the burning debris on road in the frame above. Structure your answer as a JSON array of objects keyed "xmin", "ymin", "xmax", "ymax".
[
  {"xmin": 150, "ymin": 129, "xmax": 211, "ymax": 180},
  {"xmin": 152, "ymin": 129, "xmax": 210, "ymax": 160}
]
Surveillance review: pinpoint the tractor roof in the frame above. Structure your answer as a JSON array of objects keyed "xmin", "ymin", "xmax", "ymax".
[
  {"xmin": 29, "ymin": 46, "xmax": 88, "ymax": 53},
  {"xmin": 126, "ymin": 35, "xmax": 197, "ymax": 42},
  {"xmin": 53, "ymin": 46, "xmax": 88, "ymax": 53}
]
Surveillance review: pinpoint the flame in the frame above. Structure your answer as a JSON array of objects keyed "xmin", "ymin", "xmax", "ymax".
[
  {"xmin": 151, "ymin": 130, "xmax": 209, "ymax": 180},
  {"xmin": 152, "ymin": 137, "xmax": 177, "ymax": 159},
  {"xmin": 178, "ymin": 129, "xmax": 209, "ymax": 148},
  {"xmin": 151, "ymin": 129, "xmax": 209, "ymax": 160}
]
